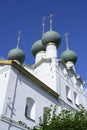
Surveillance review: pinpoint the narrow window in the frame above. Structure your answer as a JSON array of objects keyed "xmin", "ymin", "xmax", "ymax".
[
  {"xmin": 74, "ymin": 92, "xmax": 79, "ymax": 106},
  {"xmin": 66, "ymin": 86, "xmax": 72, "ymax": 101},
  {"xmin": 25, "ymin": 97, "xmax": 35, "ymax": 120}
]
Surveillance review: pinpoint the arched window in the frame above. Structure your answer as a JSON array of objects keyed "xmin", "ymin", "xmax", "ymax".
[
  {"xmin": 25, "ymin": 97, "xmax": 35, "ymax": 120},
  {"xmin": 66, "ymin": 86, "xmax": 72, "ymax": 101},
  {"xmin": 74, "ymin": 92, "xmax": 79, "ymax": 106}
]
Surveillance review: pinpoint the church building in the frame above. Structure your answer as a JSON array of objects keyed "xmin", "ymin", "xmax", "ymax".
[{"xmin": 0, "ymin": 15, "xmax": 86, "ymax": 130}]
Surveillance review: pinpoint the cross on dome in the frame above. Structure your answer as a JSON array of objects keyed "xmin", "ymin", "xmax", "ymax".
[
  {"xmin": 64, "ymin": 32, "xmax": 70, "ymax": 50},
  {"xmin": 42, "ymin": 16, "xmax": 46, "ymax": 35},
  {"xmin": 49, "ymin": 13, "xmax": 54, "ymax": 31},
  {"xmin": 17, "ymin": 30, "xmax": 23, "ymax": 48}
]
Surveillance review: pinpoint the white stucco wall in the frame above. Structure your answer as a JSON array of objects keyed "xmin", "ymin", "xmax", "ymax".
[
  {"xmin": 0, "ymin": 65, "xmax": 60, "ymax": 129},
  {"xmin": 0, "ymin": 65, "xmax": 11, "ymax": 115},
  {"xmin": 0, "ymin": 60, "xmax": 85, "ymax": 130}
]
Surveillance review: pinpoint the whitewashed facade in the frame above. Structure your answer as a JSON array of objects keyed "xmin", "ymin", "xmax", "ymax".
[
  {"xmin": 0, "ymin": 56, "xmax": 85, "ymax": 130},
  {"xmin": 0, "ymin": 19, "xmax": 86, "ymax": 129}
]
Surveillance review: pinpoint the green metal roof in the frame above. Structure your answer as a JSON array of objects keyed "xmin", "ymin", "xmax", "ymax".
[
  {"xmin": 8, "ymin": 47, "xmax": 25, "ymax": 63},
  {"xmin": 32, "ymin": 40, "xmax": 46, "ymax": 56},
  {"xmin": 42, "ymin": 30, "xmax": 61, "ymax": 47},
  {"xmin": 60, "ymin": 49, "xmax": 78, "ymax": 64}
]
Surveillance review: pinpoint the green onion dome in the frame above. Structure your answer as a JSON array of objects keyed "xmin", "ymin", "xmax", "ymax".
[
  {"xmin": 8, "ymin": 47, "xmax": 25, "ymax": 63},
  {"xmin": 32, "ymin": 40, "xmax": 46, "ymax": 56},
  {"xmin": 60, "ymin": 49, "xmax": 78, "ymax": 64},
  {"xmin": 42, "ymin": 30, "xmax": 61, "ymax": 48}
]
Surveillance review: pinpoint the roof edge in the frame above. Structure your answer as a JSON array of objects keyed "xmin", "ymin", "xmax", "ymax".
[{"xmin": 0, "ymin": 60, "xmax": 59, "ymax": 98}]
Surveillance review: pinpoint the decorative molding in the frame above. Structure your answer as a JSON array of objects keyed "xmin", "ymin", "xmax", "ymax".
[
  {"xmin": 0, "ymin": 115, "xmax": 30, "ymax": 130},
  {"xmin": 0, "ymin": 60, "xmax": 59, "ymax": 98}
]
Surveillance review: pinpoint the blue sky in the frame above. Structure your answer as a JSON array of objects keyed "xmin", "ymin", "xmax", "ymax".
[{"xmin": 0, "ymin": 0, "xmax": 87, "ymax": 82}]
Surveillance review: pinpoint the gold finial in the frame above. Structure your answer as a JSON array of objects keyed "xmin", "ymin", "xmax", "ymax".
[
  {"xmin": 64, "ymin": 32, "xmax": 69, "ymax": 50},
  {"xmin": 17, "ymin": 30, "xmax": 23, "ymax": 48},
  {"xmin": 42, "ymin": 16, "xmax": 46, "ymax": 35},
  {"xmin": 49, "ymin": 13, "xmax": 54, "ymax": 30}
]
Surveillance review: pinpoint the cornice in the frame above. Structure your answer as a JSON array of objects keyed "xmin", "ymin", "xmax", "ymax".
[{"xmin": 0, "ymin": 60, "xmax": 59, "ymax": 98}]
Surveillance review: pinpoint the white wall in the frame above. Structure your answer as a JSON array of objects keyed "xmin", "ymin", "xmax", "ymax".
[{"xmin": 0, "ymin": 65, "xmax": 11, "ymax": 115}]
